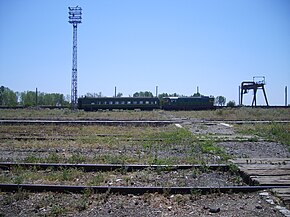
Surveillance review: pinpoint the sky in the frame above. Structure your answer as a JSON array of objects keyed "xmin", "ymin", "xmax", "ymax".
[{"xmin": 0, "ymin": 0, "xmax": 289, "ymax": 105}]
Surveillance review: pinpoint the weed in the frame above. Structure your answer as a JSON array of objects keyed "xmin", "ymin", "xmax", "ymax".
[
  {"xmin": 199, "ymin": 163, "xmax": 210, "ymax": 173},
  {"xmin": 74, "ymin": 188, "xmax": 93, "ymax": 211},
  {"xmin": 236, "ymin": 123, "xmax": 290, "ymax": 146},
  {"xmin": 228, "ymin": 163, "xmax": 240, "ymax": 174},
  {"xmin": 50, "ymin": 204, "xmax": 67, "ymax": 216},
  {"xmin": 13, "ymin": 175, "xmax": 24, "ymax": 184},
  {"xmin": 148, "ymin": 156, "xmax": 175, "ymax": 165},
  {"xmin": 89, "ymin": 173, "xmax": 105, "ymax": 186},
  {"xmin": 190, "ymin": 188, "xmax": 202, "ymax": 201},
  {"xmin": 75, "ymin": 197, "xmax": 89, "ymax": 211},
  {"xmin": 12, "ymin": 188, "xmax": 29, "ymax": 201},
  {"xmin": 173, "ymin": 194, "xmax": 187, "ymax": 205},
  {"xmin": 191, "ymin": 167, "xmax": 201, "ymax": 178},
  {"xmin": 68, "ymin": 153, "xmax": 86, "ymax": 164},
  {"xmin": 0, "ymin": 191, "xmax": 25, "ymax": 207},
  {"xmin": 162, "ymin": 187, "xmax": 171, "ymax": 197},
  {"xmin": 199, "ymin": 140, "xmax": 222, "ymax": 155},
  {"xmin": 23, "ymin": 155, "xmax": 41, "ymax": 163},
  {"xmin": 46, "ymin": 153, "xmax": 61, "ymax": 163}
]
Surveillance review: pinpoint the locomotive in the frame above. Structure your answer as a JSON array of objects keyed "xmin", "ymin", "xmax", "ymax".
[{"xmin": 78, "ymin": 95, "xmax": 214, "ymax": 111}]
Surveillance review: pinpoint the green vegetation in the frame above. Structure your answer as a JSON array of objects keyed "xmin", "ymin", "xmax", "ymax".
[
  {"xmin": 169, "ymin": 107, "xmax": 290, "ymax": 121},
  {"xmin": 215, "ymin": 96, "xmax": 226, "ymax": 106},
  {"xmin": 199, "ymin": 140, "xmax": 226, "ymax": 156},
  {"xmin": 227, "ymin": 100, "xmax": 236, "ymax": 107},
  {"xmin": 236, "ymin": 123, "xmax": 290, "ymax": 146},
  {"xmin": 0, "ymin": 86, "xmax": 69, "ymax": 107},
  {"xmin": 0, "ymin": 108, "xmax": 164, "ymax": 120},
  {"xmin": 89, "ymin": 173, "xmax": 105, "ymax": 186},
  {"xmin": 1, "ymin": 188, "xmax": 29, "ymax": 206},
  {"xmin": 0, "ymin": 86, "xmax": 18, "ymax": 106},
  {"xmin": 133, "ymin": 91, "xmax": 154, "ymax": 97},
  {"xmin": 1, "ymin": 123, "xmax": 230, "ymax": 165},
  {"xmin": 50, "ymin": 204, "xmax": 68, "ymax": 216}
]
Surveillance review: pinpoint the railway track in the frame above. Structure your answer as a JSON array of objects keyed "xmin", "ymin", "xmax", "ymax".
[
  {"xmin": 0, "ymin": 162, "xmax": 229, "ymax": 172},
  {"xmin": 1, "ymin": 184, "xmax": 288, "ymax": 195},
  {"xmin": 1, "ymin": 162, "xmax": 289, "ymax": 195},
  {"xmin": 0, "ymin": 134, "xmax": 262, "ymax": 143},
  {"xmin": 0, "ymin": 119, "xmax": 289, "ymax": 126},
  {"xmin": 0, "ymin": 120, "xmax": 176, "ymax": 126}
]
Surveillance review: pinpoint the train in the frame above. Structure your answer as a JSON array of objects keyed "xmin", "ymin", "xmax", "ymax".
[{"xmin": 78, "ymin": 95, "xmax": 215, "ymax": 111}]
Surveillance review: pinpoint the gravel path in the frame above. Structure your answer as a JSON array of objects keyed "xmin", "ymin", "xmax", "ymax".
[{"xmin": 217, "ymin": 141, "xmax": 290, "ymax": 158}]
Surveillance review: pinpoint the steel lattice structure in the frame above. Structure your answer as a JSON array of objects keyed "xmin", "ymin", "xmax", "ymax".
[{"xmin": 68, "ymin": 6, "xmax": 82, "ymax": 109}]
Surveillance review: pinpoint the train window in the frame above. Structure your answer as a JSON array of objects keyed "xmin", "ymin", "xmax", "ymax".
[
  {"xmin": 121, "ymin": 101, "xmax": 125, "ymax": 104},
  {"xmin": 115, "ymin": 101, "xmax": 119, "ymax": 104},
  {"xmin": 140, "ymin": 101, "xmax": 143, "ymax": 104},
  {"xmin": 104, "ymin": 101, "xmax": 107, "ymax": 105},
  {"xmin": 91, "ymin": 102, "xmax": 95, "ymax": 105},
  {"xmin": 127, "ymin": 101, "xmax": 131, "ymax": 104},
  {"xmin": 145, "ymin": 101, "xmax": 149, "ymax": 104},
  {"xmin": 109, "ymin": 101, "xmax": 113, "ymax": 105},
  {"xmin": 133, "ymin": 101, "xmax": 137, "ymax": 104}
]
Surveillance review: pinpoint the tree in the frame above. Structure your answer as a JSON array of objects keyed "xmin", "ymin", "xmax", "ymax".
[
  {"xmin": 85, "ymin": 92, "xmax": 103, "ymax": 98},
  {"xmin": 158, "ymin": 93, "xmax": 181, "ymax": 99},
  {"xmin": 19, "ymin": 91, "xmax": 69, "ymax": 106},
  {"xmin": 133, "ymin": 91, "xmax": 153, "ymax": 97},
  {"xmin": 215, "ymin": 96, "xmax": 226, "ymax": 106},
  {"xmin": 158, "ymin": 93, "xmax": 169, "ymax": 99},
  {"xmin": 0, "ymin": 86, "xmax": 18, "ymax": 106},
  {"xmin": 227, "ymin": 100, "xmax": 236, "ymax": 107},
  {"xmin": 116, "ymin": 92, "xmax": 123, "ymax": 97},
  {"xmin": 20, "ymin": 91, "xmax": 36, "ymax": 106},
  {"xmin": 192, "ymin": 92, "xmax": 201, "ymax": 97}
]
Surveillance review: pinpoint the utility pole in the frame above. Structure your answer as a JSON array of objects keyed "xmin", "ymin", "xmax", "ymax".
[
  {"xmin": 238, "ymin": 85, "xmax": 241, "ymax": 106},
  {"xmin": 286, "ymin": 86, "xmax": 288, "ymax": 106},
  {"xmin": 35, "ymin": 88, "xmax": 38, "ymax": 107},
  {"xmin": 68, "ymin": 6, "xmax": 82, "ymax": 109},
  {"xmin": 156, "ymin": 86, "xmax": 158, "ymax": 97}
]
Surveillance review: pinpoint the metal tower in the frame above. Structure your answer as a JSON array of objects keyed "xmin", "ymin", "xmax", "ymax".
[
  {"xmin": 240, "ymin": 76, "xmax": 269, "ymax": 107},
  {"xmin": 68, "ymin": 6, "xmax": 82, "ymax": 109}
]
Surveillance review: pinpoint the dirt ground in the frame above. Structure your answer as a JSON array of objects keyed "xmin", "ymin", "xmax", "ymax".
[{"xmin": 0, "ymin": 191, "xmax": 284, "ymax": 217}]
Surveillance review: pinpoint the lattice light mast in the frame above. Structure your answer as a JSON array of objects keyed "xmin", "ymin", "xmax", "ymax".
[{"xmin": 68, "ymin": 6, "xmax": 82, "ymax": 109}]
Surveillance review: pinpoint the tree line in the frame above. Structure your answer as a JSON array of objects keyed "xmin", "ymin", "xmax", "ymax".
[
  {"xmin": 130, "ymin": 91, "xmax": 235, "ymax": 106},
  {"xmin": 0, "ymin": 86, "xmax": 70, "ymax": 107},
  {"xmin": 1, "ymin": 86, "xmax": 235, "ymax": 107}
]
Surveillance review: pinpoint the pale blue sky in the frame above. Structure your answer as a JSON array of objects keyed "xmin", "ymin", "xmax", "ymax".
[{"xmin": 0, "ymin": 0, "xmax": 289, "ymax": 105}]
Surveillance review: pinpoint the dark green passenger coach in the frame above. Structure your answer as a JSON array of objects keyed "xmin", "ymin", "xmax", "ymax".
[
  {"xmin": 78, "ymin": 97, "xmax": 160, "ymax": 111},
  {"xmin": 161, "ymin": 96, "xmax": 214, "ymax": 110}
]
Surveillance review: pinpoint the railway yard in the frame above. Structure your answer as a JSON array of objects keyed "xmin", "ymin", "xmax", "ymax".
[{"xmin": 0, "ymin": 108, "xmax": 289, "ymax": 216}]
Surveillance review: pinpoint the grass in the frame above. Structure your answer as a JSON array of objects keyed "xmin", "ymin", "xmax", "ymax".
[
  {"xmin": 0, "ymin": 166, "xmax": 241, "ymax": 187},
  {"xmin": 0, "ymin": 123, "xmax": 230, "ymax": 165},
  {"xmin": 167, "ymin": 107, "xmax": 290, "ymax": 121},
  {"xmin": 2, "ymin": 123, "xmax": 221, "ymax": 165},
  {"xmin": 236, "ymin": 123, "xmax": 290, "ymax": 146},
  {"xmin": 1, "ymin": 188, "xmax": 29, "ymax": 206},
  {"xmin": 89, "ymin": 173, "xmax": 105, "ymax": 186},
  {"xmin": 0, "ymin": 108, "xmax": 164, "ymax": 120},
  {"xmin": 199, "ymin": 140, "xmax": 225, "ymax": 155},
  {"xmin": 1, "ymin": 167, "xmax": 84, "ymax": 184}
]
